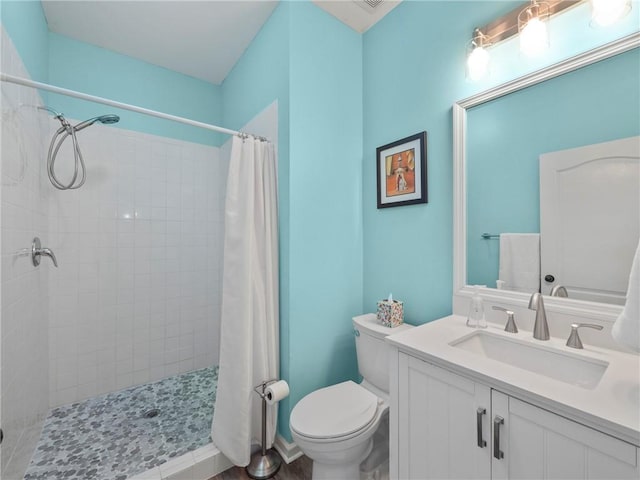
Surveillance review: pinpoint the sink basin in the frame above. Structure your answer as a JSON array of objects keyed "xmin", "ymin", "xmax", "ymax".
[{"xmin": 450, "ymin": 331, "xmax": 608, "ymax": 389}]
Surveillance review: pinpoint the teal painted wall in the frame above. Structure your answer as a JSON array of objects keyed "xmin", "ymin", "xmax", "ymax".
[
  {"xmin": 466, "ymin": 48, "xmax": 640, "ymax": 287},
  {"xmin": 363, "ymin": 1, "xmax": 484, "ymax": 326},
  {"xmin": 47, "ymin": 33, "xmax": 223, "ymax": 146},
  {"xmin": 222, "ymin": 2, "xmax": 363, "ymax": 442},
  {"xmin": 1, "ymin": 0, "xmax": 49, "ymax": 82},
  {"xmin": 362, "ymin": 1, "xmax": 640, "ymax": 326},
  {"xmin": 221, "ymin": 1, "xmax": 293, "ymax": 442},
  {"xmin": 287, "ymin": 0, "xmax": 363, "ymax": 440}
]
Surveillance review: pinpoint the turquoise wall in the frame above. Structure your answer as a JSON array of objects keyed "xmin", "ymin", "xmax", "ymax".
[
  {"xmin": 362, "ymin": 1, "xmax": 640, "ymax": 326},
  {"xmin": 221, "ymin": 2, "xmax": 293, "ymax": 441},
  {"xmin": 222, "ymin": 2, "xmax": 363, "ymax": 442},
  {"xmin": 287, "ymin": 0, "xmax": 363, "ymax": 440},
  {"xmin": 47, "ymin": 33, "xmax": 223, "ymax": 146},
  {"xmin": 1, "ymin": 0, "xmax": 49, "ymax": 82},
  {"xmin": 363, "ymin": 1, "xmax": 486, "ymax": 325},
  {"xmin": 466, "ymin": 48, "xmax": 640, "ymax": 287}
]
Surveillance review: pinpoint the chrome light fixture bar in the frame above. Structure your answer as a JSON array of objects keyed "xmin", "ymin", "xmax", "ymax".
[
  {"xmin": 474, "ymin": 0, "xmax": 581, "ymax": 48},
  {"xmin": 466, "ymin": 0, "xmax": 581, "ymax": 80},
  {"xmin": 465, "ymin": 0, "xmax": 633, "ymax": 81}
]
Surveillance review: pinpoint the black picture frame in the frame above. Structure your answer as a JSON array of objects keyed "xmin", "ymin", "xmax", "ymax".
[{"xmin": 376, "ymin": 131, "xmax": 428, "ymax": 209}]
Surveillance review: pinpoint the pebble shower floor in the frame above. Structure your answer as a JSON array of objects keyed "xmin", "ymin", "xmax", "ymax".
[{"xmin": 23, "ymin": 366, "xmax": 218, "ymax": 480}]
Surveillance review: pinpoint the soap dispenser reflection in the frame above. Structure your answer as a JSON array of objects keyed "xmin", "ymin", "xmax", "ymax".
[{"xmin": 467, "ymin": 285, "xmax": 487, "ymax": 328}]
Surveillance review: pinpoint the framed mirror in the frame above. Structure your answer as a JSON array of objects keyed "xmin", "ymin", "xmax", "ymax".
[{"xmin": 453, "ymin": 32, "xmax": 640, "ymax": 320}]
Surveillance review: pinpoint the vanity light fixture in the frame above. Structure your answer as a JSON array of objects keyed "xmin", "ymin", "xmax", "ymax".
[
  {"xmin": 518, "ymin": 1, "xmax": 551, "ymax": 56},
  {"xmin": 466, "ymin": 29, "xmax": 491, "ymax": 81},
  {"xmin": 465, "ymin": 0, "xmax": 634, "ymax": 80},
  {"xmin": 590, "ymin": 0, "xmax": 632, "ymax": 27}
]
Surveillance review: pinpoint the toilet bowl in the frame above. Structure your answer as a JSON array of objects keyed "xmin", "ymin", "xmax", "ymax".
[
  {"xmin": 290, "ymin": 381, "xmax": 387, "ymax": 480},
  {"xmin": 289, "ymin": 314, "xmax": 413, "ymax": 479}
]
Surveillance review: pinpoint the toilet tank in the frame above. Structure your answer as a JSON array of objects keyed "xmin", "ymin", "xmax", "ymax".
[{"xmin": 353, "ymin": 314, "xmax": 414, "ymax": 393}]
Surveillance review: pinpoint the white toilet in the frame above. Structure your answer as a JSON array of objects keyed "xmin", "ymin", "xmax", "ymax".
[{"xmin": 289, "ymin": 314, "xmax": 413, "ymax": 479}]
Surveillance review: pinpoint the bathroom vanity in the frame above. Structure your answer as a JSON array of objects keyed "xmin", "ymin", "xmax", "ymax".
[
  {"xmin": 386, "ymin": 316, "xmax": 640, "ymax": 480},
  {"xmin": 405, "ymin": 31, "xmax": 640, "ymax": 480}
]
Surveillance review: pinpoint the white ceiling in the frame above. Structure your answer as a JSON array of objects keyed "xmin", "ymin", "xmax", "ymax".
[
  {"xmin": 41, "ymin": 1, "xmax": 400, "ymax": 85},
  {"xmin": 41, "ymin": 1, "xmax": 279, "ymax": 85}
]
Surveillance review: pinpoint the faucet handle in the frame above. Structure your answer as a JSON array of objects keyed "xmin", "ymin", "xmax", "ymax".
[
  {"xmin": 492, "ymin": 306, "xmax": 518, "ymax": 333},
  {"xmin": 566, "ymin": 323, "xmax": 603, "ymax": 349},
  {"xmin": 31, "ymin": 237, "xmax": 58, "ymax": 268}
]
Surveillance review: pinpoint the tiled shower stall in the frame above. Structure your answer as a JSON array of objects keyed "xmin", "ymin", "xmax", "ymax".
[{"xmin": 1, "ymin": 26, "xmax": 227, "ymax": 479}]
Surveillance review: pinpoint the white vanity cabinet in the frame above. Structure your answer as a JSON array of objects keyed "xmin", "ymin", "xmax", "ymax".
[
  {"xmin": 397, "ymin": 353, "xmax": 491, "ymax": 479},
  {"xmin": 394, "ymin": 352, "xmax": 640, "ymax": 480},
  {"xmin": 491, "ymin": 391, "xmax": 639, "ymax": 480}
]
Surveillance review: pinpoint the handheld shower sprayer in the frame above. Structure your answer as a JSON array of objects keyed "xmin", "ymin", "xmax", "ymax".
[
  {"xmin": 40, "ymin": 107, "xmax": 120, "ymax": 190},
  {"xmin": 73, "ymin": 114, "xmax": 121, "ymax": 132}
]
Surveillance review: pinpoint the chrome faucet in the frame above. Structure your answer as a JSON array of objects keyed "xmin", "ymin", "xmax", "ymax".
[
  {"xmin": 550, "ymin": 285, "xmax": 568, "ymax": 297},
  {"xmin": 528, "ymin": 292, "xmax": 550, "ymax": 340}
]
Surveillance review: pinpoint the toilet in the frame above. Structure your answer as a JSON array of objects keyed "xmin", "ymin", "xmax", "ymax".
[{"xmin": 289, "ymin": 314, "xmax": 413, "ymax": 479}]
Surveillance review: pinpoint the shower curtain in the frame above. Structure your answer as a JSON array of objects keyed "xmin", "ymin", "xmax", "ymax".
[{"xmin": 211, "ymin": 135, "xmax": 279, "ymax": 467}]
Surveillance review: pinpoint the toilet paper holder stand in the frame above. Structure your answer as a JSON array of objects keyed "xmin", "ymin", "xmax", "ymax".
[{"xmin": 246, "ymin": 379, "xmax": 283, "ymax": 480}]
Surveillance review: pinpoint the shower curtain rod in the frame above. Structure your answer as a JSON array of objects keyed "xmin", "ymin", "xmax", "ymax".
[{"xmin": 0, "ymin": 72, "xmax": 262, "ymax": 139}]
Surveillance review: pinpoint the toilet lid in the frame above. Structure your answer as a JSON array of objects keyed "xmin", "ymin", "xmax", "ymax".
[{"xmin": 290, "ymin": 381, "xmax": 379, "ymax": 440}]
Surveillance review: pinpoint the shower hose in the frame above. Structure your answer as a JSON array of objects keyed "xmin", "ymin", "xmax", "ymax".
[{"xmin": 47, "ymin": 116, "xmax": 87, "ymax": 190}]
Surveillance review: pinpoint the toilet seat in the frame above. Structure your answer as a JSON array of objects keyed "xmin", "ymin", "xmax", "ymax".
[{"xmin": 290, "ymin": 381, "xmax": 379, "ymax": 440}]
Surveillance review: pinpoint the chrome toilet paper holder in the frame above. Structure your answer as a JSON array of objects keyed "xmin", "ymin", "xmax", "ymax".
[{"xmin": 246, "ymin": 379, "xmax": 283, "ymax": 480}]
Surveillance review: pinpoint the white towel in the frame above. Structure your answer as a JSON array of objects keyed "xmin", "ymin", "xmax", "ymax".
[
  {"xmin": 612, "ymin": 239, "xmax": 640, "ymax": 352},
  {"xmin": 499, "ymin": 233, "xmax": 540, "ymax": 294}
]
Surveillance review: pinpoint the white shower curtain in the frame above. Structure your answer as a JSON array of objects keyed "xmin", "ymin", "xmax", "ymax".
[{"xmin": 211, "ymin": 135, "xmax": 279, "ymax": 467}]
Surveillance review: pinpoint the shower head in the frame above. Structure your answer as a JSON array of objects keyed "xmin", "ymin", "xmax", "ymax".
[
  {"xmin": 46, "ymin": 112, "xmax": 121, "ymax": 190},
  {"xmin": 98, "ymin": 114, "xmax": 120, "ymax": 124},
  {"xmin": 74, "ymin": 114, "xmax": 120, "ymax": 131}
]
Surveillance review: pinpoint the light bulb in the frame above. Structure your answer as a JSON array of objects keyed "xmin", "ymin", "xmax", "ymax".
[
  {"xmin": 467, "ymin": 46, "xmax": 490, "ymax": 81},
  {"xmin": 520, "ymin": 17, "xmax": 549, "ymax": 57},
  {"xmin": 591, "ymin": 0, "xmax": 632, "ymax": 26}
]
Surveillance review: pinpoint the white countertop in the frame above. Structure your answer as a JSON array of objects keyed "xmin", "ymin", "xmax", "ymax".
[{"xmin": 386, "ymin": 314, "xmax": 640, "ymax": 447}]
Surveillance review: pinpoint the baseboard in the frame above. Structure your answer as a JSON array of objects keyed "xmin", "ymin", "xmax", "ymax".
[{"xmin": 273, "ymin": 434, "xmax": 303, "ymax": 464}]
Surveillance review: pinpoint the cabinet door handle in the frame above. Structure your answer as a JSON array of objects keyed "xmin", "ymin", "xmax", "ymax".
[
  {"xmin": 476, "ymin": 407, "xmax": 487, "ymax": 448},
  {"xmin": 493, "ymin": 415, "xmax": 504, "ymax": 459}
]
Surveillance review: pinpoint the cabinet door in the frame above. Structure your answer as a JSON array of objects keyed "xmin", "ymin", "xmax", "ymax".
[
  {"xmin": 491, "ymin": 391, "xmax": 639, "ymax": 480},
  {"xmin": 397, "ymin": 353, "xmax": 491, "ymax": 479}
]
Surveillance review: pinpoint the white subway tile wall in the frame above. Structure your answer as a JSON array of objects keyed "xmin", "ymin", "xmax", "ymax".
[
  {"xmin": 47, "ymin": 119, "xmax": 226, "ymax": 408},
  {"xmin": 1, "ymin": 25, "xmax": 227, "ymax": 479},
  {"xmin": 1, "ymin": 27, "xmax": 51, "ymax": 479}
]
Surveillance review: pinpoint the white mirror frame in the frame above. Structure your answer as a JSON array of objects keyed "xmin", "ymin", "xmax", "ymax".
[{"xmin": 453, "ymin": 32, "xmax": 640, "ymax": 322}]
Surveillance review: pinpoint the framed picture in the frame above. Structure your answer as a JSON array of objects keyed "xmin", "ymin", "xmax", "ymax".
[{"xmin": 376, "ymin": 131, "xmax": 428, "ymax": 209}]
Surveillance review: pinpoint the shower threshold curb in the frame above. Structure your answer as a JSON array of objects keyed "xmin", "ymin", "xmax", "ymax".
[{"xmin": 128, "ymin": 443, "xmax": 233, "ymax": 480}]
